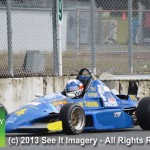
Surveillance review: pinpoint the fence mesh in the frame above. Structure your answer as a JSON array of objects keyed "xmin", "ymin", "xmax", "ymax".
[{"xmin": 0, "ymin": 0, "xmax": 150, "ymax": 77}]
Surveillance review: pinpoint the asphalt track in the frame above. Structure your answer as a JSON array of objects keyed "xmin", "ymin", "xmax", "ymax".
[{"xmin": 2, "ymin": 126, "xmax": 150, "ymax": 150}]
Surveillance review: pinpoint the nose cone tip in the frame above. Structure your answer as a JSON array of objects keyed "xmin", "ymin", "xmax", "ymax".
[
  {"xmin": 5, "ymin": 125, "xmax": 12, "ymax": 132},
  {"xmin": 5, "ymin": 117, "xmax": 17, "ymax": 132}
]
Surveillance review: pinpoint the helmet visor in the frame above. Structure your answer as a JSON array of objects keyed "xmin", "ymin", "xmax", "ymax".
[{"xmin": 66, "ymin": 86, "xmax": 78, "ymax": 92}]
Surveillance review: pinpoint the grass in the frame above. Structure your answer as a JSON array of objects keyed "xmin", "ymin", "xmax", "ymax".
[{"xmin": 0, "ymin": 50, "xmax": 150, "ymax": 77}]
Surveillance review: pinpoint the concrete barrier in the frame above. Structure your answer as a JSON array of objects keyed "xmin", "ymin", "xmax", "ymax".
[
  {"xmin": 0, "ymin": 76, "xmax": 150, "ymax": 112},
  {"xmin": 0, "ymin": 77, "xmax": 43, "ymax": 112}
]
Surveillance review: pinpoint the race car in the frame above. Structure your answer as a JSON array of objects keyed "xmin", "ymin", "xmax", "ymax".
[{"xmin": 0, "ymin": 68, "xmax": 150, "ymax": 134}]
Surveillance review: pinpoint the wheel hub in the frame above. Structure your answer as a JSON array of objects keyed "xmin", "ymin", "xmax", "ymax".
[{"xmin": 71, "ymin": 110, "xmax": 79, "ymax": 126}]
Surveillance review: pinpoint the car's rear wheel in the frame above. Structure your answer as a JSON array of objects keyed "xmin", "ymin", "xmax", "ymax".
[
  {"xmin": 59, "ymin": 103, "xmax": 85, "ymax": 135},
  {"xmin": 136, "ymin": 97, "xmax": 150, "ymax": 130}
]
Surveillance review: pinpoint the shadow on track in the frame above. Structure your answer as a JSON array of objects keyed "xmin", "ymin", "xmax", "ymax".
[{"xmin": 6, "ymin": 126, "xmax": 143, "ymax": 137}]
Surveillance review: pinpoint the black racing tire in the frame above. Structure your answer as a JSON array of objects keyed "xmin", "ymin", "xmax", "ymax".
[
  {"xmin": 59, "ymin": 103, "xmax": 85, "ymax": 135},
  {"xmin": 0, "ymin": 103, "xmax": 8, "ymax": 116},
  {"xmin": 136, "ymin": 97, "xmax": 150, "ymax": 130}
]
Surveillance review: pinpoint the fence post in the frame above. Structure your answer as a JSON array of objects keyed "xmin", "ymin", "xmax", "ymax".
[
  {"xmin": 76, "ymin": 7, "xmax": 80, "ymax": 55},
  {"xmin": 57, "ymin": 0, "xmax": 63, "ymax": 77},
  {"xmin": 6, "ymin": 0, "xmax": 13, "ymax": 76},
  {"xmin": 128, "ymin": 0, "xmax": 133, "ymax": 74},
  {"xmin": 91, "ymin": 0, "xmax": 96, "ymax": 74},
  {"xmin": 138, "ymin": 1, "xmax": 144, "ymax": 44},
  {"xmin": 52, "ymin": 0, "xmax": 58, "ymax": 76}
]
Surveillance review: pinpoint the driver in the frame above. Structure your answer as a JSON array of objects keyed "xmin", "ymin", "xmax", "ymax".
[{"xmin": 65, "ymin": 79, "xmax": 84, "ymax": 99}]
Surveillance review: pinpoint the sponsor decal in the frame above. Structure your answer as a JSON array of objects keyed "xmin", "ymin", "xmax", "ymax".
[
  {"xmin": 15, "ymin": 108, "xmax": 27, "ymax": 116},
  {"xmin": 129, "ymin": 95, "xmax": 138, "ymax": 101},
  {"xmin": 114, "ymin": 112, "xmax": 122, "ymax": 118},
  {"xmin": 52, "ymin": 100, "xmax": 67, "ymax": 107},
  {"xmin": 104, "ymin": 97, "xmax": 118, "ymax": 107},
  {"xmin": 84, "ymin": 101, "xmax": 99, "ymax": 107},
  {"xmin": 90, "ymin": 87, "xmax": 96, "ymax": 91},
  {"xmin": 26, "ymin": 102, "xmax": 41, "ymax": 106},
  {"xmin": 88, "ymin": 93, "xmax": 98, "ymax": 97},
  {"xmin": 97, "ymin": 85, "xmax": 104, "ymax": 94},
  {"xmin": 0, "ymin": 108, "xmax": 5, "ymax": 147},
  {"xmin": 6, "ymin": 117, "xmax": 17, "ymax": 124},
  {"xmin": 78, "ymin": 102, "xmax": 83, "ymax": 108}
]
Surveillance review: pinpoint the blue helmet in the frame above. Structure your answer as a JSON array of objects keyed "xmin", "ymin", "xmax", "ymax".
[{"xmin": 65, "ymin": 79, "xmax": 84, "ymax": 98}]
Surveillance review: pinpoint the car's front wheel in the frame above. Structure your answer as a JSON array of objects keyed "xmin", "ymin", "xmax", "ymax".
[
  {"xmin": 136, "ymin": 97, "xmax": 150, "ymax": 130},
  {"xmin": 59, "ymin": 103, "xmax": 85, "ymax": 135}
]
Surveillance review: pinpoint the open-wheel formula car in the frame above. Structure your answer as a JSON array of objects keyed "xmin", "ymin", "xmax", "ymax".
[{"xmin": 1, "ymin": 68, "xmax": 150, "ymax": 134}]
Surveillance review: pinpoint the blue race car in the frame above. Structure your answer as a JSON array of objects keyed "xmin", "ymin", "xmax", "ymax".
[{"xmin": 1, "ymin": 68, "xmax": 150, "ymax": 134}]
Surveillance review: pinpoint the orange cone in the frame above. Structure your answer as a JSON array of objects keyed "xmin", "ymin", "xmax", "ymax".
[{"xmin": 122, "ymin": 11, "xmax": 127, "ymax": 20}]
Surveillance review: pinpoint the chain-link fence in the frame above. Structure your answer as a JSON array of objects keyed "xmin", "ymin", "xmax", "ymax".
[{"xmin": 0, "ymin": 0, "xmax": 150, "ymax": 77}]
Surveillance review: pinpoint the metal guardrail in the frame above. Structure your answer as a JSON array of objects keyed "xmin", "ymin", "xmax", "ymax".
[{"xmin": 100, "ymin": 73, "xmax": 150, "ymax": 81}]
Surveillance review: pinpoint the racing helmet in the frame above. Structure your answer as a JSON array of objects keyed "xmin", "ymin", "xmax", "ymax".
[{"xmin": 65, "ymin": 79, "xmax": 84, "ymax": 98}]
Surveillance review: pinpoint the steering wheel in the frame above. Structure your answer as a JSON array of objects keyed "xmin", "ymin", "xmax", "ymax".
[
  {"xmin": 76, "ymin": 68, "xmax": 96, "ymax": 93},
  {"xmin": 78, "ymin": 68, "xmax": 97, "ymax": 80},
  {"xmin": 78, "ymin": 68, "xmax": 92, "ymax": 77}
]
